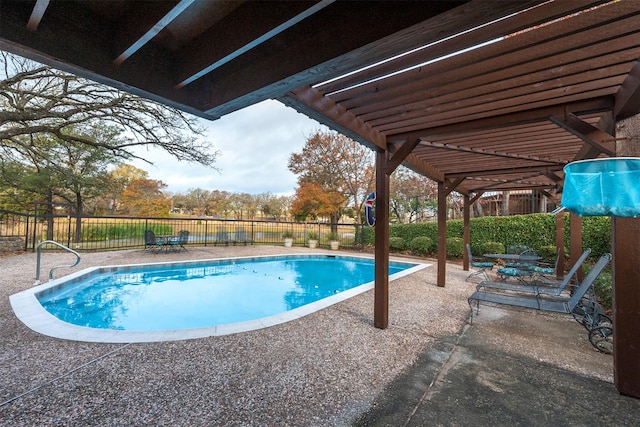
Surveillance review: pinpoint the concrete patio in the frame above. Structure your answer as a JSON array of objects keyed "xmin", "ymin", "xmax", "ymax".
[{"xmin": 1, "ymin": 246, "xmax": 637, "ymax": 426}]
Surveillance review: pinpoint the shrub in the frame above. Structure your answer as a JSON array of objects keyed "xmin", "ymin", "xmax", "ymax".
[
  {"xmin": 581, "ymin": 216, "xmax": 611, "ymax": 258},
  {"xmin": 359, "ymin": 226, "xmax": 375, "ymax": 246},
  {"xmin": 481, "ymin": 241, "xmax": 504, "ymax": 254},
  {"xmin": 389, "ymin": 236, "xmax": 406, "ymax": 251},
  {"xmin": 410, "ymin": 236, "xmax": 432, "ymax": 256},
  {"xmin": 593, "ymin": 267, "xmax": 612, "ymax": 313},
  {"xmin": 446, "ymin": 237, "xmax": 464, "ymax": 258},
  {"xmin": 538, "ymin": 245, "xmax": 559, "ymax": 262}
]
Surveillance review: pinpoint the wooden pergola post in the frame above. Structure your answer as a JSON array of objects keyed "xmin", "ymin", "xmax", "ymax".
[
  {"xmin": 613, "ymin": 115, "xmax": 640, "ymax": 398},
  {"xmin": 437, "ymin": 182, "xmax": 448, "ymax": 287},
  {"xmin": 555, "ymin": 210, "xmax": 565, "ymax": 279},
  {"xmin": 569, "ymin": 213, "xmax": 583, "ymax": 282},
  {"xmin": 463, "ymin": 195, "xmax": 470, "ymax": 271},
  {"xmin": 374, "ymin": 149, "xmax": 390, "ymax": 329}
]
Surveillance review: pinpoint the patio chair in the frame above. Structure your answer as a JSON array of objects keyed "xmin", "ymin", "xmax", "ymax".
[
  {"xmin": 144, "ymin": 230, "xmax": 165, "ymax": 252},
  {"xmin": 468, "ymin": 253, "xmax": 611, "ymax": 322},
  {"xmin": 465, "ymin": 244, "xmax": 494, "ymax": 283},
  {"xmin": 530, "ymin": 248, "xmax": 562, "ymax": 285},
  {"xmin": 476, "ymin": 248, "xmax": 592, "ymax": 297},
  {"xmin": 506, "ymin": 244, "xmax": 530, "ymax": 257},
  {"xmin": 496, "ymin": 249, "xmax": 538, "ymax": 283},
  {"xmin": 169, "ymin": 230, "xmax": 189, "ymax": 251}
]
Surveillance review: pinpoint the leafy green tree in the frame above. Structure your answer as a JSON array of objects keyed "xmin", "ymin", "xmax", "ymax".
[{"xmin": 0, "ymin": 123, "xmax": 128, "ymax": 240}]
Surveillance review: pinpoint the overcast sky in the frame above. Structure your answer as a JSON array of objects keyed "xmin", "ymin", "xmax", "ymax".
[{"xmin": 131, "ymin": 99, "xmax": 324, "ymax": 196}]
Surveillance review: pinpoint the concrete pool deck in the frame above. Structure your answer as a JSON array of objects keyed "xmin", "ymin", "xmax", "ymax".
[{"xmin": 1, "ymin": 245, "xmax": 638, "ymax": 425}]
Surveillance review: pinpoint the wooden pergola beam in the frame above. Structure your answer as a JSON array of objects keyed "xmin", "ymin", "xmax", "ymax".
[
  {"xmin": 281, "ymin": 86, "xmax": 386, "ymax": 151},
  {"xmin": 549, "ymin": 113, "xmax": 616, "ymax": 158}
]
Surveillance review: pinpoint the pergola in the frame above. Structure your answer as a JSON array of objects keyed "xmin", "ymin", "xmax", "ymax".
[{"xmin": 1, "ymin": 0, "xmax": 639, "ymax": 397}]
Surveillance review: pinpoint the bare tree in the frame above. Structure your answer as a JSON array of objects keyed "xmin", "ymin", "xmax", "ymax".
[{"xmin": 0, "ymin": 51, "xmax": 218, "ymax": 166}]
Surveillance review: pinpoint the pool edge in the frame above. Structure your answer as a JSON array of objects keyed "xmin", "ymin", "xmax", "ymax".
[{"xmin": 10, "ymin": 254, "xmax": 430, "ymax": 343}]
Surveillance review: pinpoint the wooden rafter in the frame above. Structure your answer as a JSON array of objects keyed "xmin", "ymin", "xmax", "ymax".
[
  {"xmin": 549, "ymin": 113, "xmax": 616, "ymax": 157},
  {"xmin": 418, "ymin": 140, "xmax": 566, "ymax": 164}
]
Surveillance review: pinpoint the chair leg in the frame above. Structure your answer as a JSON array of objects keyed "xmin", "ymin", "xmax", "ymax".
[{"xmin": 466, "ymin": 268, "xmax": 490, "ymax": 283}]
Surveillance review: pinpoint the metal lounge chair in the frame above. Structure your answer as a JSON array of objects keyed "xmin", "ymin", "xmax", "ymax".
[
  {"xmin": 465, "ymin": 243, "xmax": 494, "ymax": 283},
  {"xmin": 476, "ymin": 248, "xmax": 592, "ymax": 297},
  {"xmin": 468, "ymin": 253, "xmax": 612, "ymax": 353}
]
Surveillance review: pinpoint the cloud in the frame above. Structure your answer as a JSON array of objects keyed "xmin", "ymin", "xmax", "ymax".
[{"xmin": 130, "ymin": 100, "xmax": 323, "ymax": 195}]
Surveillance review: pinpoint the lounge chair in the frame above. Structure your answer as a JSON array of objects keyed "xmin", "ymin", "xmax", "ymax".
[
  {"xmin": 468, "ymin": 253, "xmax": 612, "ymax": 323},
  {"xmin": 476, "ymin": 248, "xmax": 592, "ymax": 297},
  {"xmin": 465, "ymin": 244, "xmax": 494, "ymax": 282},
  {"xmin": 144, "ymin": 230, "xmax": 165, "ymax": 252}
]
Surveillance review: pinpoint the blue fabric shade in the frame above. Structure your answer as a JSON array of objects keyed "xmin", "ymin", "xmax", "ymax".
[{"xmin": 562, "ymin": 157, "xmax": 640, "ymax": 217}]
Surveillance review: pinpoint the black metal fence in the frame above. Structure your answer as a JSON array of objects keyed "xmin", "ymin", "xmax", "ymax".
[{"xmin": 0, "ymin": 209, "xmax": 369, "ymax": 252}]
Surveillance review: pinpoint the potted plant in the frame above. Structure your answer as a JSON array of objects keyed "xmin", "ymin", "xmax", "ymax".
[
  {"xmin": 283, "ymin": 230, "xmax": 294, "ymax": 247},
  {"xmin": 307, "ymin": 231, "xmax": 318, "ymax": 249},
  {"xmin": 328, "ymin": 232, "xmax": 340, "ymax": 250}
]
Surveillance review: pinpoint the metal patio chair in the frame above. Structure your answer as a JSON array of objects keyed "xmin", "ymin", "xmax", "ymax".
[
  {"xmin": 496, "ymin": 249, "xmax": 539, "ymax": 283},
  {"xmin": 144, "ymin": 230, "xmax": 165, "ymax": 252},
  {"xmin": 465, "ymin": 244, "xmax": 494, "ymax": 283},
  {"xmin": 168, "ymin": 230, "xmax": 189, "ymax": 251}
]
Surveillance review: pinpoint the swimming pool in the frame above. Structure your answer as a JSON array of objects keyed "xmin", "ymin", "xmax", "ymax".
[{"xmin": 10, "ymin": 254, "xmax": 427, "ymax": 343}]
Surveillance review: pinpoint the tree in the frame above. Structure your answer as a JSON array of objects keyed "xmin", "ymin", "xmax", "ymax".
[
  {"xmin": 255, "ymin": 192, "xmax": 290, "ymax": 220},
  {"xmin": 97, "ymin": 164, "xmax": 150, "ymax": 215},
  {"xmin": 291, "ymin": 182, "xmax": 345, "ymax": 221},
  {"xmin": 389, "ymin": 167, "xmax": 438, "ymax": 223},
  {"xmin": 175, "ymin": 188, "xmax": 212, "ymax": 216},
  {"xmin": 120, "ymin": 179, "xmax": 171, "ymax": 217},
  {"xmin": 0, "ymin": 51, "xmax": 218, "ymax": 167},
  {"xmin": 207, "ymin": 190, "xmax": 232, "ymax": 218},
  {"xmin": 288, "ymin": 129, "xmax": 374, "ymax": 224}
]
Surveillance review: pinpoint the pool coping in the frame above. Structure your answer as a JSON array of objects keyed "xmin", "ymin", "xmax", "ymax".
[{"xmin": 10, "ymin": 253, "xmax": 429, "ymax": 343}]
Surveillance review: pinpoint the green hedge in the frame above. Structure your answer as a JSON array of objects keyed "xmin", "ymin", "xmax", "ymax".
[
  {"xmin": 363, "ymin": 213, "xmax": 610, "ymax": 259},
  {"xmin": 82, "ymin": 223, "xmax": 174, "ymax": 241}
]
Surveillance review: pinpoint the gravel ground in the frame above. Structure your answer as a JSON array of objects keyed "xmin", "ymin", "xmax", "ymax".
[{"xmin": 0, "ymin": 245, "xmax": 614, "ymax": 426}]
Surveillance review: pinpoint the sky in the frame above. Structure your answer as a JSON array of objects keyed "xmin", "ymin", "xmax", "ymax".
[{"xmin": 130, "ymin": 99, "xmax": 324, "ymax": 196}]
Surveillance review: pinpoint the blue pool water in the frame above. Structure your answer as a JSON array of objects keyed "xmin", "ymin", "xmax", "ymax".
[{"xmin": 36, "ymin": 255, "xmax": 418, "ymax": 332}]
